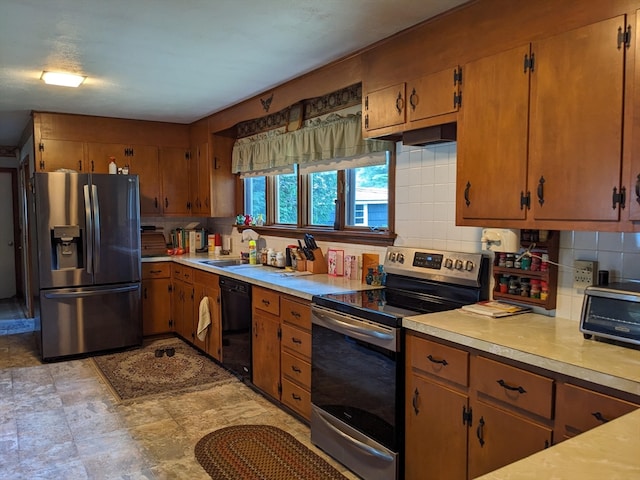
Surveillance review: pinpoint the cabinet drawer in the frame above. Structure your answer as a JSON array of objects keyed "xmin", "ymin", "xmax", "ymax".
[
  {"xmin": 281, "ymin": 324, "xmax": 311, "ymax": 359},
  {"xmin": 408, "ymin": 335, "xmax": 469, "ymax": 387},
  {"xmin": 281, "ymin": 351, "xmax": 311, "ymax": 389},
  {"xmin": 142, "ymin": 262, "xmax": 170, "ymax": 279},
  {"xmin": 252, "ymin": 286, "xmax": 280, "ymax": 316},
  {"xmin": 281, "ymin": 297, "xmax": 311, "ymax": 330},
  {"xmin": 181, "ymin": 266, "xmax": 194, "ymax": 283},
  {"xmin": 472, "ymin": 356, "xmax": 554, "ymax": 419},
  {"xmin": 281, "ymin": 378, "xmax": 311, "ymax": 420},
  {"xmin": 556, "ymin": 383, "xmax": 639, "ymax": 439},
  {"xmin": 171, "ymin": 264, "xmax": 183, "ymax": 279},
  {"xmin": 194, "ymin": 269, "xmax": 218, "ymax": 286}
]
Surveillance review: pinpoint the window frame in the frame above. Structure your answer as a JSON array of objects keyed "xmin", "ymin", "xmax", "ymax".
[{"xmin": 240, "ymin": 151, "xmax": 396, "ymax": 247}]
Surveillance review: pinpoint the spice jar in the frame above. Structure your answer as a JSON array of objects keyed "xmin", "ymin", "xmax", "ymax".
[
  {"xmin": 530, "ymin": 279, "xmax": 541, "ymax": 299},
  {"xmin": 508, "ymin": 276, "xmax": 520, "ymax": 295},
  {"xmin": 530, "ymin": 255, "xmax": 541, "ymax": 272},
  {"xmin": 520, "ymin": 255, "xmax": 531, "ymax": 270},
  {"xmin": 540, "ymin": 281, "xmax": 549, "ymax": 301},
  {"xmin": 540, "ymin": 253, "xmax": 549, "ymax": 272},
  {"xmin": 505, "ymin": 254, "xmax": 515, "ymax": 268},
  {"xmin": 499, "ymin": 275, "xmax": 509, "ymax": 293},
  {"xmin": 519, "ymin": 277, "xmax": 531, "ymax": 297},
  {"xmin": 498, "ymin": 253, "xmax": 507, "ymax": 267}
]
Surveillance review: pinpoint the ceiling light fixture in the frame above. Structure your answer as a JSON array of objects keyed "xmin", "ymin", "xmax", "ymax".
[{"xmin": 41, "ymin": 71, "xmax": 86, "ymax": 88}]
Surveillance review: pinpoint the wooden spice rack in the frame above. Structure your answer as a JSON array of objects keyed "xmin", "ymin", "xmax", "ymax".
[{"xmin": 492, "ymin": 230, "xmax": 559, "ymax": 310}]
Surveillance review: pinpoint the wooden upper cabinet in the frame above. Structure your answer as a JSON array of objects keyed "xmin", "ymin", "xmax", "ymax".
[
  {"xmin": 629, "ymin": 10, "xmax": 640, "ymax": 221},
  {"xmin": 36, "ymin": 139, "xmax": 85, "ymax": 172},
  {"xmin": 126, "ymin": 145, "xmax": 162, "ymax": 216},
  {"xmin": 85, "ymin": 142, "xmax": 121, "ymax": 173},
  {"xmin": 407, "ymin": 66, "xmax": 461, "ymax": 123},
  {"xmin": 528, "ymin": 16, "xmax": 626, "ymax": 222},
  {"xmin": 457, "ymin": 44, "xmax": 531, "ymax": 222},
  {"xmin": 189, "ymin": 142, "xmax": 210, "ymax": 216},
  {"xmin": 159, "ymin": 146, "xmax": 191, "ymax": 216},
  {"xmin": 364, "ymin": 83, "xmax": 406, "ymax": 132},
  {"xmin": 210, "ymin": 134, "xmax": 237, "ymax": 218}
]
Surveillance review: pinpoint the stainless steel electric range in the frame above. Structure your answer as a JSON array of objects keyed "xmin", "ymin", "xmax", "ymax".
[{"xmin": 311, "ymin": 246, "xmax": 490, "ymax": 480}]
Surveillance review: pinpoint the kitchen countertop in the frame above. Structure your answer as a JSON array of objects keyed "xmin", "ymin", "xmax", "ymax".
[
  {"xmin": 144, "ymin": 254, "xmax": 640, "ymax": 478},
  {"xmin": 143, "ymin": 253, "xmax": 378, "ymax": 300}
]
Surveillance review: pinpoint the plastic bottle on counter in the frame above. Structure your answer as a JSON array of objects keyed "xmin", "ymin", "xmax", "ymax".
[
  {"xmin": 249, "ymin": 240, "xmax": 257, "ymax": 265},
  {"xmin": 108, "ymin": 157, "xmax": 117, "ymax": 174}
]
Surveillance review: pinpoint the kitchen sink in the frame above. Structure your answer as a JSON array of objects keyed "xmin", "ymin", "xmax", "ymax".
[{"xmin": 198, "ymin": 259, "xmax": 246, "ymax": 267}]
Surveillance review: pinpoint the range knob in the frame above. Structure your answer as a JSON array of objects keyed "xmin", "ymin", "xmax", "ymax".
[
  {"xmin": 389, "ymin": 252, "xmax": 397, "ymax": 262},
  {"xmin": 465, "ymin": 260, "xmax": 474, "ymax": 271},
  {"xmin": 397, "ymin": 253, "xmax": 405, "ymax": 264},
  {"xmin": 455, "ymin": 259, "xmax": 464, "ymax": 270},
  {"xmin": 444, "ymin": 258, "xmax": 453, "ymax": 269}
]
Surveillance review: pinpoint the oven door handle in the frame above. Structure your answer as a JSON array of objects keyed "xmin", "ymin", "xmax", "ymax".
[
  {"xmin": 315, "ymin": 407, "xmax": 394, "ymax": 462},
  {"xmin": 313, "ymin": 309, "xmax": 395, "ymax": 342}
]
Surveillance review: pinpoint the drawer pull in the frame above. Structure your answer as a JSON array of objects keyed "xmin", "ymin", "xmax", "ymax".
[
  {"xmin": 149, "ymin": 270, "xmax": 162, "ymax": 274},
  {"xmin": 291, "ymin": 337, "xmax": 302, "ymax": 344},
  {"xmin": 592, "ymin": 411, "xmax": 610, "ymax": 424},
  {"xmin": 291, "ymin": 310, "xmax": 301, "ymax": 318},
  {"xmin": 497, "ymin": 379, "xmax": 526, "ymax": 394},
  {"xmin": 291, "ymin": 393, "xmax": 302, "ymax": 401},
  {"xmin": 291, "ymin": 365, "xmax": 302, "ymax": 373},
  {"xmin": 262, "ymin": 299, "xmax": 270, "ymax": 306},
  {"xmin": 476, "ymin": 416, "xmax": 485, "ymax": 447},
  {"xmin": 427, "ymin": 354, "xmax": 448, "ymax": 366},
  {"xmin": 412, "ymin": 388, "xmax": 420, "ymax": 415}
]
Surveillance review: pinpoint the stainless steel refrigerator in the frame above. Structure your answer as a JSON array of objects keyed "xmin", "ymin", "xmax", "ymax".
[{"xmin": 32, "ymin": 172, "xmax": 141, "ymax": 360}]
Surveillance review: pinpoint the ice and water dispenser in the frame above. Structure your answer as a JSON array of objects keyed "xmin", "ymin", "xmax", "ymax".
[{"xmin": 51, "ymin": 225, "xmax": 83, "ymax": 270}]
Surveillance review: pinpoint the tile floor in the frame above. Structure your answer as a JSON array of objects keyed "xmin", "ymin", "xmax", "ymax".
[{"xmin": 0, "ymin": 303, "xmax": 359, "ymax": 479}]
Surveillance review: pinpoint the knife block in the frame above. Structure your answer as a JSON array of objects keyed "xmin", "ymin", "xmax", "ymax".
[{"xmin": 306, "ymin": 248, "xmax": 327, "ymax": 274}]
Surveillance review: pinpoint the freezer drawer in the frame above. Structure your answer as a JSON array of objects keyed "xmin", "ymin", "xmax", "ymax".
[{"xmin": 40, "ymin": 283, "xmax": 141, "ymax": 360}]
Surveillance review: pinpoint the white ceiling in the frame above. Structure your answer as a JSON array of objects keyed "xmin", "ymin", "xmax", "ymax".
[{"xmin": 0, "ymin": 0, "xmax": 468, "ymax": 147}]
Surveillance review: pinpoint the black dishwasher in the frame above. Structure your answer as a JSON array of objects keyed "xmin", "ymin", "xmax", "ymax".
[{"xmin": 219, "ymin": 276, "xmax": 252, "ymax": 381}]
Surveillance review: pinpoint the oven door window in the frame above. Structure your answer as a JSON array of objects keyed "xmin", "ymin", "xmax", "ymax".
[{"xmin": 312, "ymin": 323, "xmax": 400, "ymax": 451}]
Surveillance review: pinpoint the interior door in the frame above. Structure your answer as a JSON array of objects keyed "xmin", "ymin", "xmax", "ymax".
[{"xmin": 0, "ymin": 171, "xmax": 16, "ymax": 298}]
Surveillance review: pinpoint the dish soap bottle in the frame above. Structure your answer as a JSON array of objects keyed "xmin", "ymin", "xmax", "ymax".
[
  {"xmin": 108, "ymin": 157, "xmax": 117, "ymax": 174},
  {"xmin": 249, "ymin": 240, "xmax": 257, "ymax": 265}
]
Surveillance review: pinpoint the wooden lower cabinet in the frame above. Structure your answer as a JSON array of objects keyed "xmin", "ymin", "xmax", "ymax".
[
  {"xmin": 252, "ymin": 286, "xmax": 312, "ymax": 421},
  {"xmin": 171, "ymin": 265, "xmax": 194, "ymax": 341},
  {"xmin": 252, "ymin": 309, "xmax": 281, "ymax": 399},
  {"xmin": 555, "ymin": 383, "xmax": 639, "ymax": 441},
  {"xmin": 141, "ymin": 262, "xmax": 172, "ymax": 335},
  {"xmin": 467, "ymin": 401, "xmax": 552, "ymax": 478},
  {"xmin": 405, "ymin": 374, "xmax": 469, "ymax": 480},
  {"xmin": 193, "ymin": 270, "xmax": 222, "ymax": 360}
]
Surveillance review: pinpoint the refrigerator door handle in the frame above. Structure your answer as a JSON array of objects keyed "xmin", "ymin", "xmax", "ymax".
[
  {"xmin": 43, "ymin": 284, "xmax": 140, "ymax": 299},
  {"xmin": 83, "ymin": 184, "xmax": 93, "ymax": 274},
  {"xmin": 92, "ymin": 184, "xmax": 101, "ymax": 274}
]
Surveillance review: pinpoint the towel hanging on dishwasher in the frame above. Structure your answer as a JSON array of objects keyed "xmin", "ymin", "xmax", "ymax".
[{"xmin": 197, "ymin": 296, "xmax": 211, "ymax": 341}]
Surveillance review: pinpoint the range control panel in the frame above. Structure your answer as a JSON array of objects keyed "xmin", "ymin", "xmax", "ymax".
[{"xmin": 384, "ymin": 247, "xmax": 487, "ymax": 286}]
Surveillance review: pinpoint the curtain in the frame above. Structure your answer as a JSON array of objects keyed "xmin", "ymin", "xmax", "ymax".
[{"xmin": 232, "ymin": 111, "xmax": 394, "ymax": 175}]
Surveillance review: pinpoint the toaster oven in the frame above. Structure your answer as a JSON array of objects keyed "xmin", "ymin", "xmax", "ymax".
[{"xmin": 580, "ymin": 281, "xmax": 640, "ymax": 346}]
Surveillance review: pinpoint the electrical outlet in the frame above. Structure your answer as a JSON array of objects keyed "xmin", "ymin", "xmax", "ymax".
[{"xmin": 573, "ymin": 260, "xmax": 598, "ymax": 289}]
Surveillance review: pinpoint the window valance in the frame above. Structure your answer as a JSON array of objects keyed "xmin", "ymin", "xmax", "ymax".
[{"xmin": 231, "ymin": 111, "xmax": 395, "ymax": 175}]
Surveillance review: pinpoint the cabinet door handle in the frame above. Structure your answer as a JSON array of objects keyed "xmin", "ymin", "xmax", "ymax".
[
  {"xmin": 154, "ymin": 197, "xmax": 158, "ymax": 209},
  {"xmin": 409, "ymin": 88, "xmax": 417, "ymax": 111},
  {"xmin": 412, "ymin": 388, "xmax": 420, "ymax": 415},
  {"xmin": 537, "ymin": 176, "xmax": 545, "ymax": 206},
  {"xmin": 91, "ymin": 160, "xmax": 95, "ymax": 172},
  {"xmin": 476, "ymin": 416, "xmax": 485, "ymax": 446},
  {"xmin": 395, "ymin": 92, "xmax": 404, "ymax": 114},
  {"xmin": 592, "ymin": 411, "xmax": 610, "ymax": 424},
  {"xmin": 427, "ymin": 354, "xmax": 448, "ymax": 366},
  {"xmin": 165, "ymin": 197, "xmax": 169, "ymax": 208},
  {"xmin": 143, "ymin": 287, "xmax": 147, "ymax": 299},
  {"xmin": 464, "ymin": 181, "xmax": 471, "ymax": 207},
  {"xmin": 497, "ymin": 379, "xmax": 526, "ymax": 394},
  {"xmin": 78, "ymin": 160, "xmax": 82, "ymax": 171}
]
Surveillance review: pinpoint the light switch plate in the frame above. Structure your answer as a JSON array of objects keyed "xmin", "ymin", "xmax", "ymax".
[{"xmin": 573, "ymin": 260, "xmax": 597, "ymax": 290}]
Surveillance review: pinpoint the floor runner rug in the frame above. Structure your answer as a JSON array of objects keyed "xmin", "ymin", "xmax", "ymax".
[
  {"xmin": 195, "ymin": 424, "xmax": 348, "ymax": 480},
  {"xmin": 92, "ymin": 337, "xmax": 236, "ymax": 402}
]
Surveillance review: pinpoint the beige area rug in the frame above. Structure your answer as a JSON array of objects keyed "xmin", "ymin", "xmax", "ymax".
[
  {"xmin": 92, "ymin": 337, "xmax": 236, "ymax": 402},
  {"xmin": 195, "ymin": 425, "xmax": 348, "ymax": 480}
]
